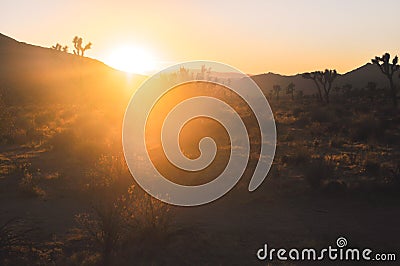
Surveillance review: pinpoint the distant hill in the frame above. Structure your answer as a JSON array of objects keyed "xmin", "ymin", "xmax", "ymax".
[
  {"xmin": 1, "ymin": 32, "xmax": 399, "ymax": 103},
  {"xmin": 251, "ymin": 63, "xmax": 400, "ymax": 95},
  {"xmin": 0, "ymin": 33, "xmax": 145, "ymax": 105}
]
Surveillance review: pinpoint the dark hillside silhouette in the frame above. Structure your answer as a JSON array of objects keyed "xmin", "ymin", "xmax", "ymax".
[
  {"xmin": 251, "ymin": 63, "xmax": 400, "ymax": 97},
  {"xmin": 0, "ymin": 33, "xmax": 145, "ymax": 105}
]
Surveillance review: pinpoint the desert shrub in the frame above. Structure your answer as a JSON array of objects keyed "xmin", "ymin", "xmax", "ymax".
[
  {"xmin": 288, "ymin": 146, "xmax": 311, "ymax": 165},
  {"xmin": 0, "ymin": 89, "xmax": 16, "ymax": 144},
  {"xmin": 75, "ymin": 185, "xmax": 171, "ymax": 266},
  {"xmin": 0, "ymin": 218, "xmax": 38, "ymax": 265},
  {"xmin": 303, "ymin": 157, "xmax": 335, "ymax": 189},
  {"xmin": 49, "ymin": 128, "xmax": 105, "ymax": 167},
  {"xmin": 280, "ymin": 146, "xmax": 311, "ymax": 166},
  {"xmin": 34, "ymin": 111, "xmax": 57, "ymax": 127},
  {"xmin": 364, "ymin": 158, "xmax": 381, "ymax": 176},
  {"xmin": 350, "ymin": 115, "xmax": 384, "ymax": 142},
  {"xmin": 85, "ymin": 153, "xmax": 130, "ymax": 191},
  {"xmin": 293, "ymin": 116, "xmax": 309, "ymax": 127},
  {"xmin": 75, "ymin": 201, "xmax": 124, "ymax": 266},
  {"xmin": 122, "ymin": 185, "xmax": 171, "ymax": 235},
  {"xmin": 332, "ymin": 106, "xmax": 347, "ymax": 118},
  {"xmin": 48, "ymin": 129, "xmax": 77, "ymax": 154},
  {"xmin": 292, "ymin": 107, "xmax": 304, "ymax": 118},
  {"xmin": 329, "ymin": 136, "xmax": 347, "ymax": 148},
  {"xmin": 309, "ymin": 107, "xmax": 337, "ymax": 123},
  {"xmin": 8, "ymin": 161, "xmax": 46, "ymax": 197},
  {"xmin": 14, "ymin": 163, "xmax": 46, "ymax": 198},
  {"xmin": 282, "ymin": 132, "xmax": 295, "ymax": 142}
]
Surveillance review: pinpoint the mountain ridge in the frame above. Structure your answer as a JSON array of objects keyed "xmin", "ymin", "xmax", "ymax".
[
  {"xmin": 0, "ymin": 32, "xmax": 398, "ymax": 100},
  {"xmin": 0, "ymin": 33, "xmax": 145, "ymax": 105}
]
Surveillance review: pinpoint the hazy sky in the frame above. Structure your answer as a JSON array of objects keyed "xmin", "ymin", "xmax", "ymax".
[{"xmin": 1, "ymin": 0, "xmax": 400, "ymax": 75}]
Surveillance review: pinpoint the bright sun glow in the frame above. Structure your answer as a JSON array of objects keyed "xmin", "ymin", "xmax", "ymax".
[{"xmin": 105, "ymin": 46, "xmax": 157, "ymax": 75}]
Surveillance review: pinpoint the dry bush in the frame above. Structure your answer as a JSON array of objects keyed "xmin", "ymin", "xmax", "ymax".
[
  {"xmin": 75, "ymin": 200, "xmax": 124, "ymax": 266},
  {"xmin": 0, "ymin": 89, "xmax": 16, "ymax": 144},
  {"xmin": 350, "ymin": 115, "xmax": 385, "ymax": 142},
  {"xmin": 329, "ymin": 135, "xmax": 347, "ymax": 148},
  {"xmin": 0, "ymin": 218, "xmax": 39, "ymax": 265},
  {"xmin": 9, "ymin": 162, "xmax": 46, "ymax": 198},
  {"xmin": 309, "ymin": 106, "xmax": 337, "ymax": 123},
  {"xmin": 282, "ymin": 145, "xmax": 311, "ymax": 166},
  {"xmin": 292, "ymin": 107, "xmax": 304, "ymax": 118},
  {"xmin": 303, "ymin": 157, "xmax": 335, "ymax": 189},
  {"xmin": 85, "ymin": 153, "xmax": 130, "ymax": 191},
  {"xmin": 75, "ymin": 185, "xmax": 171, "ymax": 266}
]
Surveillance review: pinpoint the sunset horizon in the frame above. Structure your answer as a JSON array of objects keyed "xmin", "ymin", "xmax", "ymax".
[
  {"xmin": 1, "ymin": 1, "xmax": 400, "ymax": 265},
  {"xmin": 2, "ymin": 1, "xmax": 400, "ymax": 75}
]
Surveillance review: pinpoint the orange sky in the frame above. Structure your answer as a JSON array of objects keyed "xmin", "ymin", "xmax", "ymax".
[{"xmin": 1, "ymin": 0, "xmax": 400, "ymax": 75}]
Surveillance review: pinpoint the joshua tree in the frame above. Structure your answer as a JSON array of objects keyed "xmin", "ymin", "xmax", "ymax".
[
  {"xmin": 51, "ymin": 43, "xmax": 62, "ymax": 51},
  {"xmin": 316, "ymin": 69, "xmax": 338, "ymax": 103},
  {"xmin": 72, "ymin": 36, "xmax": 92, "ymax": 56},
  {"xmin": 371, "ymin": 53, "xmax": 399, "ymax": 107},
  {"xmin": 272, "ymin": 85, "xmax": 281, "ymax": 101},
  {"xmin": 195, "ymin": 65, "xmax": 211, "ymax": 80},
  {"xmin": 302, "ymin": 72, "xmax": 323, "ymax": 102},
  {"xmin": 51, "ymin": 43, "xmax": 68, "ymax": 53},
  {"xmin": 286, "ymin": 82, "xmax": 295, "ymax": 100},
  {"xmin": 366, "ymin": 81, "xmax": 377, "ymax": 102},
  {"xmin": 178, "ymin": 66, "xmax": 190, "ymax": 82}
]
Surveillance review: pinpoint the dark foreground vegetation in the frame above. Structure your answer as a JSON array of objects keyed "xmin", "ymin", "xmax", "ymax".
[{"xmin": 1, "ymin": 78, "xmax": 400, "ymax": 265}]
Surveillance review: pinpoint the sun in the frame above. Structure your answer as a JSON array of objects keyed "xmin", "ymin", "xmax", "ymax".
[{"xmin": 105, "ymin": 45, "xmax": 157, "ymax": 75}]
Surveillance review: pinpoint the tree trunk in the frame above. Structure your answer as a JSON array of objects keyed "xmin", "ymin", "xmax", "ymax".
[
  {"xmin": 389, "ymin": 77, "xmax": 398, "ymax": 107},
  {"xmin": 313, "ymin": 80, "xmax": 323, "ymax": 102}
]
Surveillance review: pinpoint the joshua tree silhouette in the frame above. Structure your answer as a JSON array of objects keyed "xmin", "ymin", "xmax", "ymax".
[
  {"xmin": 286, "ymin": 82, "xmax": 295, "ymax": 101},
  {"xmin": 366, "ymin": 81, "xmax": 377, "ymax": 102},
  {"xmin": 51, "ymin": 43, "xmax": 62, "ymax": 51},
  {"xmin": 302, "ymin": 72, "xmax": 323, "ymax": 102},
  {"xmin": 72, "ymin": 36, "xmax": 92, "ymax": 57},
  {"xmin": 316, "ymin": 69, "xmax": 338, "ymax": 104},
  {"xmin": 273, "ymin": 84, "xmax": 281, "ymax": 101},
  {"xmin": 371, "ymin": 53, "xmax": 399, "ymax": 107}
]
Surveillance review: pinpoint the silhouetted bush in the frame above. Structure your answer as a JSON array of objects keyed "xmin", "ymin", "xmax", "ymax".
[
  {"xmin": 0, "ymin": 218, "xmax": 40, "ymax": 265},
  {"xmin": 0, "ymin": 88, "xmax": 16, "ymax": 144},
  {"xmin": 309, "ymin": 107, "xmax": 337, "ymax": 123},
  {"xmin": 350, "ymin": 115, "xmax": 384, "ymax": 142},
  {"xmin": 303, "ymin": 157, "xmax": 335, "ymax": 189},
  {"xmin": 9, "ymin": 162, "xmax": 46, "ymax": 198},
  {"xmin": 75, "ymin": 185, "xmax": 171, "ymax": 266}
]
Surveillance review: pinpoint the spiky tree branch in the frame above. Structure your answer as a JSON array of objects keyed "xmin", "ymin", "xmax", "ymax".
[
  {"xmin": 315, "ymin": 69, "xmax": 338, "ymax": 104},
  {"xmin": 371, "ymin": 53, "xmax": 399, "ymax": 107},
  {"xmin": 272, "ymin": 84, "xmax": 281, "ymax": 101},
  {"xmin": 72, "ymin": 36, "xmax": 92, "ymax": 57},
  {"xmin": 302, "ymin": 72, "xmax": 323, "ymax": 102},
  {"xmin": 286, "ymin": 82, "xmax": 295, "ymax": 101}
]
